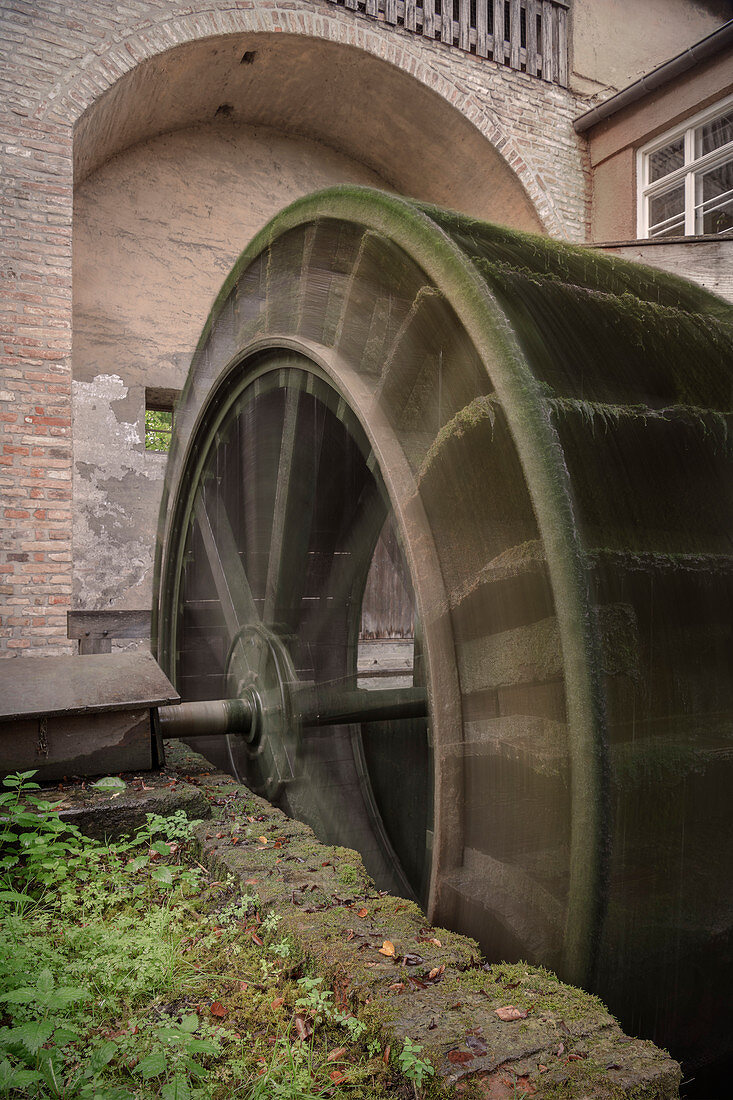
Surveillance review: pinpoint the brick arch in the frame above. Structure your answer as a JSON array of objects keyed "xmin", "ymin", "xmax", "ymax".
[{"xmin": 38, "ymin": 2, "xmax": 568, "ymax": 236}]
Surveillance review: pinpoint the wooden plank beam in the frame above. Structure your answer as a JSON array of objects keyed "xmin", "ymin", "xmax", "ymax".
[
  {"xmin": 476, "ymin": 0, "xmax": 489, "ymax": 57},
  {"xmin": 541, "ymin": 0, "xmax": 555, "ymax": 82},
  {"xmin": 492, "ymin": 0, "xmax": 505, "ymax": 63},
  {"xmin": 509, "ymin": 0, "xmax": 521, "ymax": 69},
  {"xmin": 556, "ymin": 1, "xmax": 568, "ymax": 86},
  {"xmin": 67, "ymin": 609, "xmax": 151, "ymax": 641},
  {"xmin": 423, "ymin": 0, "xmax": 435, "ymax": 39},
  {"xmin": 525, "ymin": 0, "xmax": 538, "ymax": 76},
  {"xmin": 404, "ymin": 0, "xmax": 416, "ymax": 31},
  {"xmin": 459, "ymin": 0, "xmax": 470, "ymax": 51}
]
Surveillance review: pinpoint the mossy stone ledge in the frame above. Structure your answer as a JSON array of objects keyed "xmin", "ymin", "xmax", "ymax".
[{"xmin": 164, "ymin": 741, "xmax": 680, "ymax": 1099}]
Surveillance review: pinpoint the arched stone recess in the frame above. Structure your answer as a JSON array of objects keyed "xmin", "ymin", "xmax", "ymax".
[
  {"xmin": 68, "ymin": 7, "xmax": 589, "ymax": 615},
  {"xmin": 50, "ymin": 3, "xmax": 585, "ymax": 239}
]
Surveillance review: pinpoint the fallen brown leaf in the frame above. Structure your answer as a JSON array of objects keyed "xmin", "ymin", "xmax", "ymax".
[
  {"xmin": 428, "ymin": 964, "xmax": 446, "ymax": 981},
  {"xmin": 466, "ymin": 1033, "xmax": 488, "ymax": 1055},
  {"xmin": 495, "ymin": 1006, "xmax": 528, "ymax": 1021},
  {"xmin": 379, "ymin": 940, "xmax": 396, "ymax": 957},
  {"xmin": 210, "ymin": 1001, "xmax": 227, "ymax": 1018},
  {"xmin": 294, "ymin": 1014, "xmax": 312, "ymax": 1041},
  {"xmin": 357, "ymin": 907, "xmax": 368, "ymax": 918},
  {"xmin": 448, "ymin": 1050, "xmax": 475, "ymax": 1064},
  {"xmin": 327, "ymin": 1047, "xmax": 347, "ymax": 1062},
  {"xmin": 388, "ymin": 982, "xmax": 405, "ymax": 993},
  {"xmin": 408, "ymin": 976, "xmax": 428, "ymax": 990},
  {"xmin": 382, "ymin": 1044, "xmax": 391, "ymax": 1064},
  {"xmin": 329, "ymin": 1070, "xmax": 346, "ymax": 1085},
  {"xmin": 258, "ymin": 836, "xmax": 268, "ymax": 844},
  {"xmin": 270, "ymin": 997, "xmax": 284, "ymax": 1010}
]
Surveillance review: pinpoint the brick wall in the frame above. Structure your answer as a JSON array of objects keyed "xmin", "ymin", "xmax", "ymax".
[{"xmin": 0, "ymin": 0, "xmax": 592, "ymax": 656}]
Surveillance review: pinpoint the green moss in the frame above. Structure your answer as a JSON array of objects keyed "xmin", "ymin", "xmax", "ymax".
[
  {"xmin": 419, "ymin": 393, "xmax": 502, "ymax": 478},
  {"xmin": 337, "ymin": 862, "xmax": 360, "ymax": 886}
]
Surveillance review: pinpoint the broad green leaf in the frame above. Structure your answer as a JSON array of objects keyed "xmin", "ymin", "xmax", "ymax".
[
  {"xmin": 186, "ymin": 1038, "xmax": 218, "ymax": 1055},
  {"xmin": 52, "ymin": 1026, "xmax": 80, "ymax": 1046},
  {"xmin": 89, "ymin": 1039, "xmax": 118, "ymax": 1073},
  {"xmin": 42, "ymin": 986, "xmax": 89, "ymax": 1010},
  {"xmin": 0, "ymin": 1057, "xmax": 43, "ymax": 1090},
  {"xmin": 186, "ymin": 1061, "xmax": 209, "ymax": 1079},
  {"xmin": 13, "ymin": 1019, "xmax": 54, "ymax": 1054},
  {"xmin": 0, "ymin": 986, "xmax": 36, "ymax": 1005},
  {"xmin": 151, "ymin": 841, "xmax": 171, "ymax": 856},
  {"xmin": 134, "ymin": 1050, "xmax": 167, "ymax": 1079},
  {"xmin": 0, "ymin": 890, "xmax": 32, "ymax": 907},
  {"xmin": 151, "ymin": 866, "xmax": 174, "ymax": 887},
  {"xmin": 36, "ymin": 970, "xmax": 54, "ymax": 994},
  {"xmin": 91, "ymin": 777, "xmax": 127, "ymax": 791},
  {"xmin": 180, "ymin": 1014, "xmax": 199, "ymax": 1033},
  {"xmin": 162, "ymin": 1075, "xmax": 191, "ymax": 1100}
]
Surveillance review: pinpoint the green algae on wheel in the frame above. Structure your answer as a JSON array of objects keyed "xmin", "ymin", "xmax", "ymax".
[{"xmin": 153, "ymin": 186, "xmax": 733, "ymax": 1077}]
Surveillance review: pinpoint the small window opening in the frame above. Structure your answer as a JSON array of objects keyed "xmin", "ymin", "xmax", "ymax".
[{"xmin": 145, "ymin": 388, "xmax": 179, "ymax": 452}]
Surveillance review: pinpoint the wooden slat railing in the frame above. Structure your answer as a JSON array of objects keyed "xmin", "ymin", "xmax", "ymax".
[{"xmin": 322, "ymin": 0, "xmax": 569, "ymax": 86}]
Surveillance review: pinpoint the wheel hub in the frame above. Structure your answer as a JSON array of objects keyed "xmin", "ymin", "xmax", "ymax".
[{"xmin": 225, "ymin": 623, "xmax": 300, "ymax": 799}]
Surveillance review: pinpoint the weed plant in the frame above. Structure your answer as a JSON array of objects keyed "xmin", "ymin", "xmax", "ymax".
[{"xmin": 0, "ymin": 772, "xmax": 438, "ymax": 1098}]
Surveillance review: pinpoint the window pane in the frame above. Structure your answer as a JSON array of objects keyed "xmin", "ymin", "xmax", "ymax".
[
  {"xmin": 648, "ymin": 184, "xmax": 685, "ymax": 231},
  {"xmin": 648, "ymin": 137, "xmax": 684, "ymax": 182},
  {"xmin": 700, "ymin": 197, "xmax": 733, "ymax": 235},
  {"xmin": 697, "ymin": 158, "xmax": 733, "ymax": 203},
  {"xmin": 695, "ymin": 158, "xmax": 733, "ymax": 234},
  {"xmin": 696, "ymin": 110, "xmax": 733, "ymax": 157},
  {"xmin": 649, "ymin": 217, "xmax": 686, "ymax": 239}
]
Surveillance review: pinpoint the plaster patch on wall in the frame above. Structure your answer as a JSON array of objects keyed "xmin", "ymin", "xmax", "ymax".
[{"xmin": 72, "ymin": 373, "xmax": 165, "ymax": 611}]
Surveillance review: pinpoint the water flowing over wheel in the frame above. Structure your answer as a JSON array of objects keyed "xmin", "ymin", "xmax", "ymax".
[{"xmin": 154, "ymin": 186, "xmax": 733, "ymax": 1074}]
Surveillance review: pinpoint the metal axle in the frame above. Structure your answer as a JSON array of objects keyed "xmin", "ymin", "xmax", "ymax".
[{"xmin": 157, "ymin": 685, "xmax": 427, "ymax": 741}]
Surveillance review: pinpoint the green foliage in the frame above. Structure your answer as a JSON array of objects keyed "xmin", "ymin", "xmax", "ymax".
[
  {"xmin": 397, "ymin": 1038, "xmax": 435, "ymax": 1090},
  {"xmin": 0, "ymin": 773, "xmax": 215, "ymax": 1098},
  {"xmin": 145, "ymin": 408, "xmax": 173, "ymax": 452},
  {"xmin": 0, "ymin": 772, "xmax": 430, "ymax": 1098},
  {"xmin": 246, "ymin": 1032, "xmax": 339, "ymax": 1099}
]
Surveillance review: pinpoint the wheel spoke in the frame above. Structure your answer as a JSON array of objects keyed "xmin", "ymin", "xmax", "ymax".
[
  {"xmin": 194, "ymin": 489, "xmax": 258, "ymax": 636},
  {"xmin": 263, "ymin": 380, "xmax": 326, "ymax": 632},
  {"xmin": 303, "ymin": 474, "xmax": 388, "ymax": 649},
  {"xmin": 264, "ymin": 382, "xmax": 300, "ymax": 624}
]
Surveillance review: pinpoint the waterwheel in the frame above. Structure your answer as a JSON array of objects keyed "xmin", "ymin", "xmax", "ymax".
[{"xmin": 153, "ymin": 187, "xmax": 733, "ymax": 1074}]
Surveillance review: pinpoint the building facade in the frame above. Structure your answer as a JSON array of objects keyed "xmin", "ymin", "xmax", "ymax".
[{"xmin": 1, "ymin": 0, "xmax": 731, "ymax": 656}]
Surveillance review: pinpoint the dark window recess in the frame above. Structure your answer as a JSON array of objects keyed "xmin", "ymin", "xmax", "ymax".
[{"xmin": 145, "ymin": 388, "xmax": 179, "ymax": 452}]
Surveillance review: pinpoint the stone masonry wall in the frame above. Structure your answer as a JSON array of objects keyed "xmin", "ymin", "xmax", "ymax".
[{"xmin": 0, "ymin": 0, "xmax": 592, "ymax": 656}]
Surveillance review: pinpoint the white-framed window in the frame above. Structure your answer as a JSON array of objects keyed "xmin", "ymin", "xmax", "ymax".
[{"xmin": 637, "ymin": 93, "xmax": 733, "ymax": 239}]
